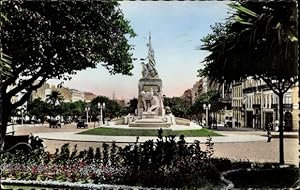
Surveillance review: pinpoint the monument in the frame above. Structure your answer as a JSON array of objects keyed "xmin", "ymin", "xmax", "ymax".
[
  {"xmin": 129, "ymin": 33, "xmax": 171, "ymax": 128},
  {"xmin": 136, "ymin": 33, "xmax": 165, "ymax": 118}
]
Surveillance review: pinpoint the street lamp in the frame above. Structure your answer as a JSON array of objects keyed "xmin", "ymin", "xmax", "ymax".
[
  {"xmin": 85, "ymin": 107, "xmax": 90, "ymax": 124},
  {"xmin": 203, "ymin": 103, "xmax": 211, "ymax": 128},
  {"xmin": 242, "ymin": 96, "xmax": 248, "ymax": 128},
  {"xmin": 256, "ymin": 80, "xmax": 264, "ymax": 130},
  {"xmin": 97, "ymin": 102, "xmax": 105, "ymax": 126},
  {"xmin": 17, "ymin": 108, "xmax": 25, "ymax": 127}
]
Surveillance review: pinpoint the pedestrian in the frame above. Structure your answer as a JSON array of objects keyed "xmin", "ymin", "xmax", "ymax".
[
  {"xmin": 35, "ymin": 136, "xmax": 44, "ymax": 150},
  {"xmin": 267, "ymin": 126, "xmax": 272, "ymax": 142},
  {"xmin": 268, "ymin": 122, "xmax": 273, "ymax": 131},
  {"xmin": 28, "ymin": 132, "xmax": 35, "ymax": 148},
  {"xmin": 213, "ymin": 118, "xmax": 217, "ymax": 129}
]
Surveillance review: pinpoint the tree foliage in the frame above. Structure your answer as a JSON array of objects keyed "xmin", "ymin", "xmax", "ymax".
[
  {"xmin": 27, "ymin": 98, "xmax": 48, "ymax": 123},
  {"xmin": 45, "ymin": 90, "xmax": 64, "ymax": 117},
  {"xmin": 200, "ymin": 1, "xmax": 298, "ymax": 91},
  {"xmin": 199, "ymin": 1, "xmax": 298, "ymax": 164},
  {"xmin": 163, "ymin": 97, "xmax": 190, "ymax": 118},
  {"xmin": 1, "ymin": 0, "xmax": 135, "ymax": 112},
  {"xmin": 0, "ymin": 53, "xmax": 12, "ymax": 78},
  {"xmin": 128, "ymin": 98, "xmax": 138, "ymax": 114},
  {"xmin": 189, "ymin": 91, "xmax": 223, "ymax": 125},
  {"xmin": 45, "ymin": 90, "xmax": 64, "ymax": 106},
  {"xmin": 0, "ymin": 13, "xmax": 12, "ymax": 78},
  {"xmin": 0, "ymin": 0, "xmax": 136, "ymax": 150},
  {"xmin": 90, "ymin": 96, "xmax": 123, "ymax": 121}
]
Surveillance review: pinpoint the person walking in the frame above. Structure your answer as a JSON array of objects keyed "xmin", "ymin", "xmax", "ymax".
[{"xmin": 266, "ymin": 124, "xmax": 272, "ymax": 142}]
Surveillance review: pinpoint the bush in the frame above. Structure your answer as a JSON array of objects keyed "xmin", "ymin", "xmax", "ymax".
[
  {"xmin": 226, "ymin": 168, "xmax": 299, "ymax": 188},
  {"xmin": 211, "ymin": 158, "xmax": 232, "ymax": 172},
  {"xmin": 3, "ymin": 130, "xmax": 296, "ymax": 188},
  {"xmin": 1, "ymin": 129, "xmax": 223, "ymax": 188}
]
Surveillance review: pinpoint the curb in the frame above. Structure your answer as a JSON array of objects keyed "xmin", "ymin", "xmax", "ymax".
[
  {"xmin": 220, "ymin": 169, "xmax": 241, "ymax": 190},
  {"xmin": 1, "ymin": 179, "xmax": 144, "ymax": 190}
]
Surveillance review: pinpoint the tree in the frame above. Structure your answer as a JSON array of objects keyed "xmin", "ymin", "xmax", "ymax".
[
  {"xmin": 70, "ymin": 100, "xmax": 86, "ymax": 119},
  {"xmin": 163, "ymin": 97, "xmax": 190, "ymax": 119},
  {"xmin": 189, "ymin": 91, "xmax": 223, "ymax": 125},
  {"xmin": 0, "ymin": 13, "xmax": 12, "ymax": 77},
  {"xmin": 0, "ymin": 0, "xmax": 136, "ymax": 151},
  {"xmin": 0, "ymin": 53, "xmax": 11, "ymax": 79},
  {"xmin": 45, "ymin": 90, "xmax": 64, "ymax": 118},
  {"xmin": 128, "ymin": 98, "xmax": 138, "ymax": 114},
  {"xmin": 90, "ymin": 96, "xmax": 123, "ymax": 122},
  {"xmin": 46, "ymin": 90, "xmax": 64, "ymax": 106},
  {"xmin": 200, "ymin": 1, "xmax": 298, "ymax": 164},
  {"xmin": 1, "ymin": 10, "xmax": 12, "ymax": 138},
  {"xmin": 189, "ymin": 98, "xmax": 204, "ymax": 125},
  {"xmin": 27, "ymin": 98, "xmax": 48, "ymax": 124}
]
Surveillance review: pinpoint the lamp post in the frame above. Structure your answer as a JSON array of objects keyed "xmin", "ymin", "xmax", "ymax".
[
  {"xmin": 242, "ymin": 96, "xmax": 248, "ymax": 128},
  {"xmin": 98, "ymin": 102, "xmax": 105, "ymax": 126},
  {"xmin": 18, "ymin": 108, "xmax": 24, "ymax": 127},
  {"xmin": 260, "ymin": 87, "xmax": 264, "ymax": 130},
  {"xmin": 203, "ymin": 103, "xmax": 211, "ymax": 128},
  {"xmin": 85, "ymin": 107, "xmax": 90, "ymax": 124}
]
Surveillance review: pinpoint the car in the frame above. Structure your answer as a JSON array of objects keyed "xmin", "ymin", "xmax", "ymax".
[
  {"xmin": 48, "ymin": 119, "xmax": 61, "ymax": 128},
  {"xmin": 224, "ymin": 117, "xmax": 233, "ymax": 128},
  {"xmin": 77, "ymin": 120, "xmax": 88, "ymax": 128}
]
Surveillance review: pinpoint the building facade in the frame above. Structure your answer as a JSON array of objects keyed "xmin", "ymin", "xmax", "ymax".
[
  {"xmin": 232, "ymin": 82, "xmax": 243, "ymax": 127},
  {"xmin": 191, "ymin": 79, "xmax": 205, "ymax": 103},
  {"xmin": 181, "ymin": 89, "xmax": 193, "ymax": 106},
  {"xmin": 70, "ymin": 89, "xmax": 85, "ymax": 102},
  {"xmin": 232, "ymin": 79, "xmax": 298, "ymax": 131},
  {"xmin": 30, "ymin": 81, "xmax": 97, "ymax": 103}
]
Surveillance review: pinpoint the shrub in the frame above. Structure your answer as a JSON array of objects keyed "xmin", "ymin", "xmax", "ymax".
[
  {"xmin": 1, "ymin": 129, "xmax": 223, "ymax": 188},
  {"xmin": 226, "ymin": 168, "xmax": 299, "ymax": 188}
]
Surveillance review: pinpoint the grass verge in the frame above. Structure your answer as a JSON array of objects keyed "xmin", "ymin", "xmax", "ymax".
[{"xmin": 79, "ymin": 127, "xmax": 222, "ymax": 137}]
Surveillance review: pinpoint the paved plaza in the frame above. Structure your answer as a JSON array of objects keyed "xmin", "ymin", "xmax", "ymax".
[{"xmin": 9, "ymin": 123, "xmax": 299, "ymax": 166}]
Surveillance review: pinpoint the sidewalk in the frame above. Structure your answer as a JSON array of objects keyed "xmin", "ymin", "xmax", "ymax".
[
  {"xmin": 11, "ymin": 123, "xmax": 294, "ymax": 143},
  {"xmin": 14, "ymin": 123, "xmax": 297, "ymax": 165}
]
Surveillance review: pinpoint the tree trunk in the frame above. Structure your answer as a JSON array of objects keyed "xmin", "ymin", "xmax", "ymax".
[
  {"xmin": 0, "ymin": 88, "xmax": 2, "ymax": 152},
  {"xmin": 0, "ymin": 95, "xmax": 12, "ymax": 153},
  {"xmin": 278, "ymin": 93, "xmax": 284, "ymax": 165},
  {"xmin": 0, "ymin": 106, "xmax": 10, "ymax": 153}
]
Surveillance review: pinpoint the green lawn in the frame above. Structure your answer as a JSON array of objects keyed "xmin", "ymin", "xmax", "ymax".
[{"xmin": 79, "ymin": 127, "xmax": 222, "ymax": 137}]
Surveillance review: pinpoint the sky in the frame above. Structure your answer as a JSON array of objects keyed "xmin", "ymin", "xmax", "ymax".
[{"xmin": 49, "ymin": 1, "xmax": 230, "ymax": 100}]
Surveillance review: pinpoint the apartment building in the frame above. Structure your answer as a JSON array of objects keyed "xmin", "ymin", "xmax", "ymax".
[
  {"xmin": 181, "ymin": 89, "xmax": 193, "ymax": 106},
  {"xmin": 232, "ymin": 79, "xmax": 298, "ymax": 131},
  {"xmin": 232, "ymin": 82, "xmax": 243, "ymax": 127}
]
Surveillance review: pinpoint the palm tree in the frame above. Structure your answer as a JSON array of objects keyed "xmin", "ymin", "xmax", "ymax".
[
  {"xmin": 1, "ymin": 12, "xmax": 12, "ymax": 154},
  {"xmin": 200, "ymin": 1, "xmax": 298, "ymax": 165},
  {"xmin": 46, "ymin": 90, "xmax": 64, "ymax": 119},
  {"xmin": 0, "ymin": 13, "xmax": 12, "ymax": 78},
  {"xmin": 46, "ymin": 90, "xmax": 64, "ymax": 106},
  {"xmin": 0, "ymin": 53, "xmax": 12, "ymax": 78}
]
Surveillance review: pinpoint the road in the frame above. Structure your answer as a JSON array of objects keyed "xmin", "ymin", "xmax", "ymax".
[{"xmin": 10, "ymin": 123, "xmax": 299, "ymax": 166}]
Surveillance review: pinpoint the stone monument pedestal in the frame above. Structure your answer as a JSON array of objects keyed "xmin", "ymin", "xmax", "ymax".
[
  {"xmin": 129, "ymin": 117, "xmax": 171, "ymax": 128},
  {"xmin": 137, "ymin": 78, "xmax": 164, "ymax": 118},
  {"xmin": 142, "ymin": 112, "xmax": 156, "ymax": 119}
]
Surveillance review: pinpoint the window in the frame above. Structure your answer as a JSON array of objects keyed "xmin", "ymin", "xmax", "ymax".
[{"xmin": 284, "ymin": 93, "xmax": 292, "ymax": 104}]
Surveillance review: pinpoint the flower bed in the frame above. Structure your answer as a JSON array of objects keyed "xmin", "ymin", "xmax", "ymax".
[
  {"xmin": 1, "ymin": 130, "xmax": 224, "ymax": 188},
  {"xmin": 2, "ymin": 179, "xmax": 142, "ymax": 190},
  {"xmin": 2, "ymin": 129, "xmax": 297, "ymax": 188}
]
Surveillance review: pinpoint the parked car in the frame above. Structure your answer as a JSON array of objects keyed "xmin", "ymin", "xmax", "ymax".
[
  {"xmin": 48, "ymin": 119, "xmax": 61, "ymax": 128},
  {"xmin": 77, "ymin": 120, "xmax": 88, "ymax": 128}
]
